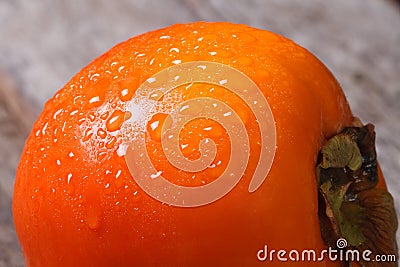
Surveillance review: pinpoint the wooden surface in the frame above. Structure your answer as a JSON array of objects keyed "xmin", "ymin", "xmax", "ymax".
[{"xmin": 0, "ymin": 0, "xmax": 399, "ymax": 266}]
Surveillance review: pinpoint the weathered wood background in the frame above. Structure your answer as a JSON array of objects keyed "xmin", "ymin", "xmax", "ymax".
[{"xmin": 0, "ymin": 0, "xmax": 399, "ymax": 266}]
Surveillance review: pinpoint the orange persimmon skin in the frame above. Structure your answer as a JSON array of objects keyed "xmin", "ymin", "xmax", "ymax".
[{"xmin": 13, "ymin": 22, "xmax": 356, "ymax": 266}]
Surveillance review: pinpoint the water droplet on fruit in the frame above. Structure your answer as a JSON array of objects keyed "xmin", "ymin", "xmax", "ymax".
[
  {"xmin": 178, "ymin": 103, "xmax": 203, "ymax": 116},
  {"xmin": 100, "ymin": 111, "xmax": 109, "ymax": 121},
  {"xmin": 121, "ymin": 88, "xmax": 129, "ymax": 97},
  {"xmin": 69, "ymin": 109, "xmax": 79, "ymax": 116},
  {"xmin": 89, "ymin": 96, "xmax": 100, "ymax": 104},
  {"xmin": 78, "ymin": 118, "xmax": 86, "ymax": 125},
  {"xmin": 97, "ymin": 128, "xmax": 107, "ymax": 139},
  {"xmin": 82, "ymin": 128, "xmax": 94, "ymax": 142},
  {"xmin": 87, "ymin": 78, "xmax": 109, "ymax": 107},
  {"xmin": 53, "ymin": 108, "xmax": 63, "ymax": 120},
  {"xmin": 86, "ymin": 212, "xmax": 100, "ymax": 230},
  {"xmin": 106, "ymin": 110, "xmax": 125, "ymax": 132},
  {"xmin": 124, "ymin": 111, "xmax": 132, "ymax": 122},
  {"xmin": 169, "ymin": 47, "xmax": 180, "ymax": 53},
  {"xmin": 99, "ymin": 141, "xmax": 105, "ymax": 148},
  {"xmin": 219, "ymin": 79, "xmax": 227, "ymax": 85},
  {"xmin": 88, "ymin": 112, "xmax": 96, "ymax": 122},
  {"xmin": 150, "ymin": 121, "xmax": 159, "ymax": 131},
  {"xmin": 147, "ymin": 113, "xmax": 168, "ymax": 142},
  {"xmin": 106, "ymin": 136, "xmax": 117, "ymax": 149},
  {"xmin": 207, "ymin": 124, "xmax": 224, "ymax": 139},
  {"xmin": 89, "ymin": 73, "xmax": 100, "ymax": 80},
  {"xmin": 118, "ymin": 79, "xmax": 136, "ymax": 102},
  {"xmin": 42, "ymin": 122, "xmax": 48, "ymax": 135},
  {"xmin": 150, "ymin": 171, "xmax": 163, "ymax": 179},
  {"xmin": 67, "ymin": 173, "xmax": 72, "ymax": 184},
  {"xmin": 115, "ymin": 201, "xmax": 121, "ymax": 211},
  {"xmin": 85, "ymin": 184, "xmax": 102, "ymax": 230},
  {"xmin": 148, "ymin": 90, "xmax": 163, "ymax": 101},
  {"xmin": 103, "ymin": 183, "xmax": 112, "ymax": 195},
  {"xmin": 98, "ymin": 152, "xmax": 107, "ymax": 161},
  {"xmin": 180, "ymin": 143, "xmax": 188, "ymax": 150}
]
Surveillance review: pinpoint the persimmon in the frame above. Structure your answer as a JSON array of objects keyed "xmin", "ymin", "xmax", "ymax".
[{"xmin": 13, "ymin": 22, "xmax": 397, "ymax": 266}]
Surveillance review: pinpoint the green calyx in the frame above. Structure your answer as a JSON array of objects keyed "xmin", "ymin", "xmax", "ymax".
[
  {"xmin": 317, "ymin": 123, "xmax": 398, "ymax": 266},
  {"xmin": 319, "ymin": 134, "xmax": 362, "ymax": 171},
  {"xmin": 319, "ymin": 180, "xmax": 366, "ymax": 247}
]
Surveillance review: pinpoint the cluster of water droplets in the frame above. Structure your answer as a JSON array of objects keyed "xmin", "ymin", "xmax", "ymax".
[
  {"xmin": 121, "ymin": 61, "xmax": 276, "ymax": 207},
  {"xmin": 29, "ymin": 28, "xmax": 277, "ymax": 231}
]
